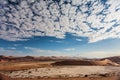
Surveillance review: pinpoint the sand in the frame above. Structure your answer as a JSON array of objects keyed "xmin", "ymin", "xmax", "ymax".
[{"xmin": 1, "ymin": 66, "xmax": 120, "ymax": 78}]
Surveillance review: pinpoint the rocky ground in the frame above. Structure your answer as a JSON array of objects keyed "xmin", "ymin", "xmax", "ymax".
[{"xmin": 1, "ymin": 66, "xmax": 120, "ymax": 79}]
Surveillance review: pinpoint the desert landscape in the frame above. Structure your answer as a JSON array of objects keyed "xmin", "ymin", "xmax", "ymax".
[
  {"xmin": 0, "ymin": 55, "xmax": 120, "ymax": 80},
  {"xmin": 1, "ymin": 0, "xmax": 120, "ymax": 80}
]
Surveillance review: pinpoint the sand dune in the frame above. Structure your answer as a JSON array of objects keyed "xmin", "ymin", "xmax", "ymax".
[
  {"xmin": 101, "ymin": 56, "xmax": 120, "ymax": 64},
  {"xmin": 52, "ymin": 59, "xmax": 119, "ymax": 66},
  {"xmin": 95, "ymin": 59, "xmax": 119, "ymax": 66}
]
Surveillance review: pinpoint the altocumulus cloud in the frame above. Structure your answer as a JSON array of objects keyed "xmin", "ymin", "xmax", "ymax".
[{"xmin": 0, "ymin": 0, "xmax": 120, "ymax": 42}]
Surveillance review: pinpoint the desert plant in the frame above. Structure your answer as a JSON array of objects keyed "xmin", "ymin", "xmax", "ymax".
[
  {"xmin": 99, "ymin": 73, "xmax": 109, "ymax": 77},
  {"xmin": 84, "ymin": 75, "xmax": 88, "ymax": 77},
  {"xmin": 28, "ymin": 71, "xmax": 32, "ymax": 74}
]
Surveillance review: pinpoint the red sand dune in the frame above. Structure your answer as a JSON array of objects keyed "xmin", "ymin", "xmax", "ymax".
[
  {"xmin": 101, "ymin": 56, "xmax": 120, "ymax": 64},
  {"xmin": 52, "ymin": 59, "xmax": 119, "ymax": 66}
]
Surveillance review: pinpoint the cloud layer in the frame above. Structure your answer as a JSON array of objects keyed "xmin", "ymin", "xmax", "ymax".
[
  {"xmin": 24, "ymin": 47, "xmax": 66, "ymax": 56},
  {"xmin": 80, "ymin": 51, "xmax": 120, "ymax": 58},
  {"xmin": 0, "ymin": 0, "xmax": 120, "ymax": 42},
  {"xmin": 0, "ymin": 47, "xmax": 22, "ymax": 56}
]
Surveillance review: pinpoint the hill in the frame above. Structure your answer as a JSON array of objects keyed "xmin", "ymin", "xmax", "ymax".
[
  {"xmin": 52, "ymin": 59, "xmax": 119, "ymax": 66},
  {"xmin": 101, "ymin": 56, "xmax": 120, "ymax": 64}
]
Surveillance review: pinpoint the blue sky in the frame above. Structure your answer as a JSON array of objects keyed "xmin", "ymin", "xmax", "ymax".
[{"xmin": 0, "ymin": 0, "xmax": 120, "ymax": 58}]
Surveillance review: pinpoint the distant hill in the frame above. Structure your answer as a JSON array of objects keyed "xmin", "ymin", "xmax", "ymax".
[
  {"xmin": 0, "ymin": 55, "xmax": 35, "ymax": 62},
  {"xmin": 101, "ymin": 56, "xmax": 120, "ymax": 64},
  {"xmin": 0, "ymin": 55, "xmax": 84, "ymax": 62},
  {"xmin": 0, "ymin": 55, "xmax": 120, "ymax": 66},
  {"xmin": 52, "ymin": 59, "xmax": 119, "ymax": 66}
]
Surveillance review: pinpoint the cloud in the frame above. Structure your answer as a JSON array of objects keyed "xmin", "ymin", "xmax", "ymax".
[
  {"xmin": 76, "ymin": 38, "xmax": 82, "ymax": 41},
  {"xmin": 13, "ymin": 44, "xmax": 21, "ymax": 47},
  {"xmin": 24, "ymin": 47, "xmax": 63, "ymax": 56},
  {"xmin": 8, "ymin": 47, "xmax": 16, "ymax": 50},
  {"xmin": 0, "ymin": 47, "xmax": 22, "ymax": 56},
  {"xmin": 64, "ymin": 48, "xmax": 75, "ymax": 51},
  {"xmin": 80, "ymin": 51, "xmax": 120, "ymax": 58},
  {"xmin": 50, "ymin": 40, "xmax": 63, "ymax": 43},
  {"xmin": 55, "ymin": 41, "xmax": 63, "ymax": 43},
  {"xmin": 0, "ymin": 0, "xmax": 120, "ymax": 42},
  {"xmin": 0, "ymin": 47, "xmax": 65, "ymax": 56}
]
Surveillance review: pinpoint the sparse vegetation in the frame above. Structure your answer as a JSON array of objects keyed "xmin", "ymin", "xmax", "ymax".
[
  {"xmin": 84, "ymin": 75, "xmax": 88, "ymax": 77},
  {"xmin": 99, "ymin": 73, "xmax": 109, "ymax": 77},
  {"xmin": 28, "ymin": 71, "xmax": 32, "ymax": 74},
  {"xmin": 0, "ymin": 73, "xmax": 119, "ymax": 80}
]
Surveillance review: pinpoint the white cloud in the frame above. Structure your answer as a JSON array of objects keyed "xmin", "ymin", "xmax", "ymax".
[
  {"xmin": 13, "ymin": 44, "xmax": 21, "ymax": 47},
  {"xmin": 0, "ymin": 0, "xmax": 120, "ymax": 42},
  {"xmin": 64, "ymin": 48, "xmax": 75, "ymax": 51},
  {"xmin": 0, "ymin": 47, "xmax": 22, "ymax": 56},
  {"xmin": 50, "ymin": 40, "xmax": 63, "ymax": 43},
  {"xmin": 55, "ymin": 41, "xmax": 63, "ymax": 43},
  {"xmin": 0, "ymin": 47, "xmax": 119, "ymax": 58},
  {"xmin": 0, "ymin": 47, "xmax": 68, "ymax": 56},
  {"xmin": 80, "ymin": 51, "xmax": 120, "ymax": 58},
  {"xmin": 24, "ymin": 47, "xmax": 63, "ymax": 56},
  {"xmin": 8, "ymin": 47, "xmax": 16, "ymax": 50},
  {"xmin": 76, "ymin": 38, "xmax": 82, "ymax": 41}
]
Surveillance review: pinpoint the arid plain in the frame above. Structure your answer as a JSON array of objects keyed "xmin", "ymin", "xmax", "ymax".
[{"xmin": 0, "ymin": 55, "xmax": 120, "ymax": 80}]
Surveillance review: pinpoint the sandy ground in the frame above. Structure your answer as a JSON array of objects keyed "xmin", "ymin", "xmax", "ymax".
[
  {"xmin": 1, "ymin": 66, "xmax": 120, "ymax": 78},
  {"xmin": 0, "ymin": 73, "xmax": 119, "ymax": 80},
  {"xmin": 0, "ymin": 61, "xmax": 120, "ymax": 80},
  {"xmin": 0, "ymin": 61, "xmax": 54, "ymax": 71}
]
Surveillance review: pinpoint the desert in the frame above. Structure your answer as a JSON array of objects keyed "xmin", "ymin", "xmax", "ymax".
[
  {"xmin": 1, "ymin": 0, "xmax": 120, "ymax": 80},
  {"xmin": 0, "ymin": 55, "xmax": 120, "ymax": 80}
]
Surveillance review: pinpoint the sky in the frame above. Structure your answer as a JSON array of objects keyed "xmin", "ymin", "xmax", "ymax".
[{"xmin": 0, "ymin": 0, "xmax": 120, "ymax": 58}]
